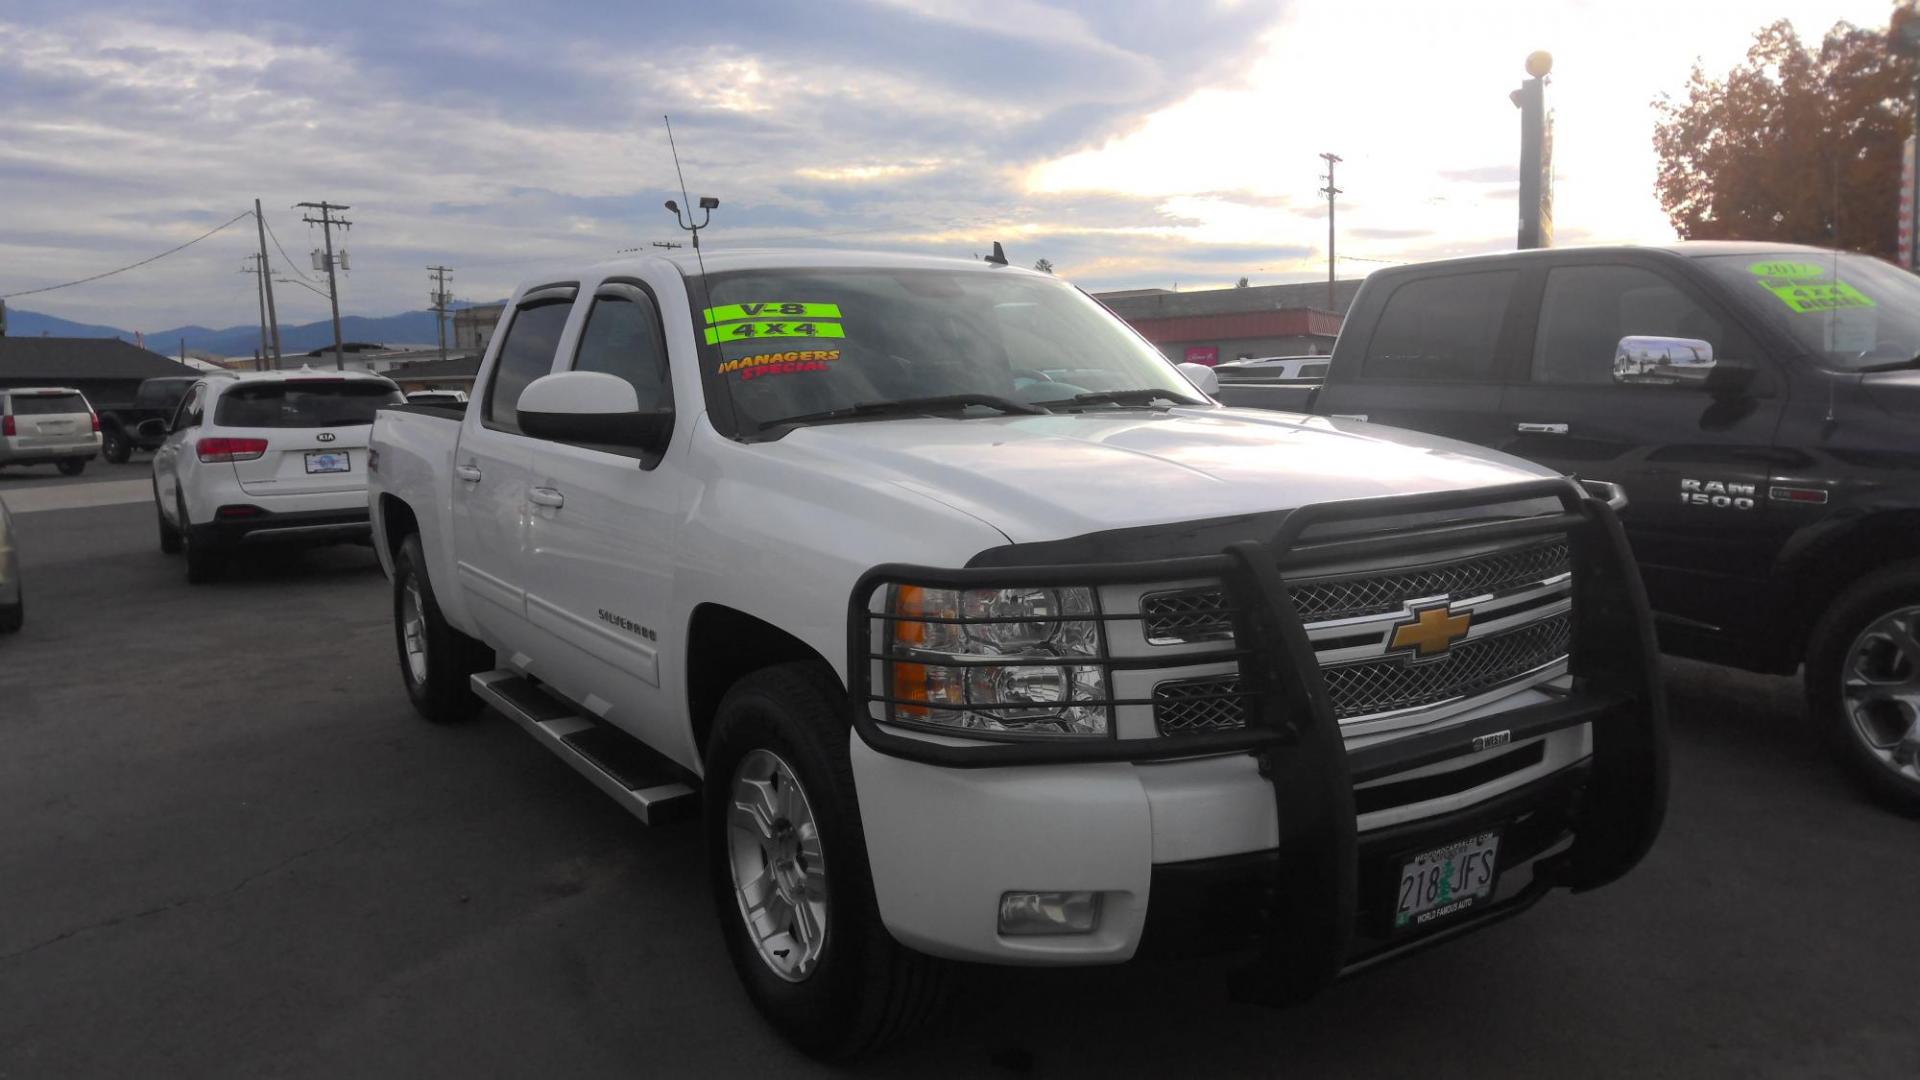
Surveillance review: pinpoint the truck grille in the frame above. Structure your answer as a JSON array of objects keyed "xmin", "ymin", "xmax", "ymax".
[
  {"xmin": 1142, "ymin": 541, "xmax": 1569, "ymax": 643},
  {"xmin": 1147, "ymin": 540, "xmax": 1573, "ymax": 735},
  {"xmin": 1318, "ymin": 613, "xmax": 1570, "ymax": 720},
  {"xmin": 1153, "ymin": 675, "xmax": 1246, "ymax": 735}
]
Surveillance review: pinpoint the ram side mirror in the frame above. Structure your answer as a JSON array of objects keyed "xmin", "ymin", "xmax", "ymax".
[
  {"xmin": 1177, "ymin": 362, "xmax": 1220, "ymax": 397},
  {"xmin": 517, "ymin": 372, "xmax": 673, "ymax": 457},
  {"xmin": 135, "ymin": 417, "xmax": 169, "ymax": 440},
  {"xmin": 1612, "ymin": 335, "xmax": 1717, "ymax": 386}
]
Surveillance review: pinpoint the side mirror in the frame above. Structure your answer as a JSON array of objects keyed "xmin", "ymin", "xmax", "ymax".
[
  {"xmin": 1613, "ymin": 336, "xmax": 1716, "ymax": 387},
  {"xmin": 135, "ymin": 418, "xmax": 169, "ymax": 440},
  {"xmin": 517, "ymin": 371, "xmax": 673, "ymax": 454},
  {"xmin": 1177, "ymin": 361, "xmax": 1220, "ymax": 397}
]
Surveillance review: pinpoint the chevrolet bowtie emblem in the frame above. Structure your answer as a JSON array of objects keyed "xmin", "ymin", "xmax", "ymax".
[{"xmin": 1388, "ymin": 603, "xmax": 1472, "ymax": 660}]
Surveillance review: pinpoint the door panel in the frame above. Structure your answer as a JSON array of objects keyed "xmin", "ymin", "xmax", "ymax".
[
  {"xmin": 1498, "ymin": 261, "xmax": 1784, "ymax": 636},
  {"xmin": 1316, "ymin": 268, "xmax": 1521, "ymax": 448},
  {"xmin": 521, "ymin": 282, "xmax": 692, "ymax": 755}
]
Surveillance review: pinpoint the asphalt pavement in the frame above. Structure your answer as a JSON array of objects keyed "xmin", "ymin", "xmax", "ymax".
[{"xmin": 0, "ymin": 467, "xmax": 1914, "ymax": 1078}]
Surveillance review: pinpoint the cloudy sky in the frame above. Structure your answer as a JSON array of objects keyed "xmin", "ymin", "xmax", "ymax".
[{"xmin": 0, "ymin": 0, "xmax": 1900, "ymax": 335}]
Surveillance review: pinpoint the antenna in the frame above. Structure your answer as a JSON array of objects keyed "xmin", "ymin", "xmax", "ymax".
[
  {"xmin": 983, "ymin": 241, "xmax": 1008, "ymax": 266},
  {"xmin": 663, "ymin": 115, "xmax": 717, "ymax": 277}
]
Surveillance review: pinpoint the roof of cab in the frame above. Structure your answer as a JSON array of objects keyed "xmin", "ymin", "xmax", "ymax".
[
  {"xmin": 579, "ymin": 247, "xmax": 1044, "ymax": 281},
  {"xmin": 1365, "ymin": 240, "xmax": 1878, "ymax": 279}
]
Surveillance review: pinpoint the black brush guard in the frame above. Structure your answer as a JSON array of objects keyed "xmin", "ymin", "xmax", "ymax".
[{"xmin": 845, "ymin": 477, "xmax": 1668, "ymax": 1001}]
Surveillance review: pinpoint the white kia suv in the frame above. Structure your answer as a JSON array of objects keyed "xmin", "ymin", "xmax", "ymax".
[
  {"xmin": 149, "ymin": 369, "xmax": 403, "ymax": 582},
  {"xmin": 0, "ymin": 387, "xmax": 102, "ymax": 475}
]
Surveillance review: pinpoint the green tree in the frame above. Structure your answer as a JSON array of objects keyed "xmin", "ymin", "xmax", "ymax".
[
  {"xmin": 1653, "ymin": 18, "xmax": 1916, "ymax": 257},
  {"xmin": 1032, "ymin": 258, "xmax": 1055, "ymax": 274}
]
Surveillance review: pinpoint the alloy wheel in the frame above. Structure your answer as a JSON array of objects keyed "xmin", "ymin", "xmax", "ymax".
[
  {"xmin": 1840, "ymin": 605, "xmax": 1920, "ymax": 786},
  {"xmin": 726, "ymin": 748, "xmax": 829, "ymax": 983}
]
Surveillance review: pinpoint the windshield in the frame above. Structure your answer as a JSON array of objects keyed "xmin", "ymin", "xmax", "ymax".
[
  {"xmin": 214, "ymin": 380, "xmax": 403, "ymax": 428},
  {"xmin": 693, "ymin": 267, "xmax": 1199, "ymax": 431},
  {"xmin": 1697, "ymin": 252, "xmax": 1920, "ymax": 372}
]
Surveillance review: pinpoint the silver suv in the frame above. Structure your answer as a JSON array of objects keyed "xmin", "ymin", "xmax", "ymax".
[{"xmin": 0, "ymin": 387, "xmax": 101, "ymax": 475}]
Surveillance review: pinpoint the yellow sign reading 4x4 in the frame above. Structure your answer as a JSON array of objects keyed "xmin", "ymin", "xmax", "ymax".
[{"xmin": 704, "ymin": 320, "xmax": 847, "ymax": 344}]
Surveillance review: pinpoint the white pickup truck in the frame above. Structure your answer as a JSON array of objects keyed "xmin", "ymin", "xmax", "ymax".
[{"xmin": 368, "ymin": 249, "xmax": 1668, "ymax": 1059}]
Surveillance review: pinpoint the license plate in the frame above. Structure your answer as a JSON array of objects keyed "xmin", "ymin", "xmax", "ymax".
[
  {"xmin": 305, "ymin": 451, "xmax": 350, "ymax": 474},
  {"xmin": 1394, "ymin": 830, "xmax": 1501, "ymax": 931}
]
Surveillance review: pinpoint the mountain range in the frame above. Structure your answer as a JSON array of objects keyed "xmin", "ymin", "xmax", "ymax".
[{"xmin": 2, "ymin": 301, "xmax": 498, "ymax": 358}]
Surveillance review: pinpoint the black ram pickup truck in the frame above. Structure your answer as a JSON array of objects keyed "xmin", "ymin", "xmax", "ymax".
[
  {"xmin": 1216, "ymin": 241, "xmax": 1920, "ymax": 812},
  {"xmin": 97, "ymin": 375, "xmax": 213, "ymax": 463}
]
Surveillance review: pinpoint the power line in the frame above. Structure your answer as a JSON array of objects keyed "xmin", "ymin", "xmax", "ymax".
[
  {"xmin": 297, "ymin": 200, "xmax": 352, "ymax": 370},
  {"xmin": 1, "ymin": 210, "xmax": 254, "ymax": 299},
  {"xmin": 261, "ymin": 213, "xmax": 323, "ymax": 284},
  {"xmin": 1318, "ymin": 152, "xmax": 1342, "ymax": 311}
]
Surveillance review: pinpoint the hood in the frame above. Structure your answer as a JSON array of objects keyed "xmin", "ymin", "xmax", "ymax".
[
  {"xmin": 773, "ymin": 407, "xmax": 1556, "ymax": 544},
  {"xmin": 1859, "ymin": 369, "xmax": 1920, "ymax": 415}
]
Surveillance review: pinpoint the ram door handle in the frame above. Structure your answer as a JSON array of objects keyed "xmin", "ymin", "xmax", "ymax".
[
  {"xmin": 528, "ymin": 487, "xmax": 565, "ymax": 509},
  {"xmin": 454, "ymin": 464, "xmax": 483, "ymax": 482},
  {"xmin": 1515, "ymin": 422, "xmax": 1569, "ymax": 435}
]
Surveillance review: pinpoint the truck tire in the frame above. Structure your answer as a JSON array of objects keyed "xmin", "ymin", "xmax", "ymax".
[
  {"xmin": 394, "ymin": 533, "xmax": 493, "ymax": 722},
  {"xmin": 179, "ymin": 493, "xmax": 224, "ymax": 583},
  {"xmin": 703, "ymin": 662, "xmax": 944, "ymax": 1061},
  {"xmin": 57, "ymin": 459, "xmax": 85, "ymax": 476},
  {"xmin": 102, "ymin": 426, "xmax": 130, "ymax": 464},
  {"xmin": 156, "ymin": 483, "xmax": 181, "ymax": 554},
  {"xmin": 1806, "ymin": 563, "xmax": 1920, "ymax": 815}
]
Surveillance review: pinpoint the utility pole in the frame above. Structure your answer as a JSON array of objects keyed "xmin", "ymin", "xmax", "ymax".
[
  {"xmin": 240, "ymin": 255, "xmax": 269, "ymax": 370},
  {"xmin": 252, "ymin": 199, "xmax": 282, "ymax": 365},
  {"xmin": 297, "ymin": 200, "xmax": 351, "ymax": 370},
  {"xmin": 427, "ymin": 265, "xmax": 453, "ymax": 363},
  {"xmin": 1318, "ymin": 152, "xmax": 1342, "ymax": 310}
]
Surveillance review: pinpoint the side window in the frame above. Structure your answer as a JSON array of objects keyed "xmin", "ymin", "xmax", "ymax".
[
  {"xmin": 483, "ymin": 298, "xmax": 574, "ymax": 432},
  {"xmin": 173, "ymin": 385, "xmax": 204, "ymax": 430},
  {"xmin": 571, "ymin": 287, "xmax": 672, "ymax": 411},
  {"xmin": 1532, "ymin": 264, "xmax": 1730, "ymax": 386},
  {"xmin": 1362, "ymin": 271, "xmax": 1518, "ymax": 381}
]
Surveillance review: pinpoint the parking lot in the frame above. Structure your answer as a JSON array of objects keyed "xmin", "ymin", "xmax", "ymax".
[{"xmin": 1, "ymin": 461, "xmax": 1915, "ymax": 1078}]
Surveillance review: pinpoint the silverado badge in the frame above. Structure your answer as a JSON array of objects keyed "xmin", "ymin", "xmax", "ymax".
[{"xmin": 1388, "ymin": 602, "xmax": 1472, "ymax": 661}]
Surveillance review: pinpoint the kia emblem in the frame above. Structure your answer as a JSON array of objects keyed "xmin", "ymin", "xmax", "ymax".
[{"xmin": 316, "ymin": 432, "xmax": 336, "ymax": 442}]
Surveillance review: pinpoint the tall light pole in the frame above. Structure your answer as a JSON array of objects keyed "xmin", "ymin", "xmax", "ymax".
[
  {"xmin": 1511, "ymin": 51, "xmax": 1555, "ymax": 250},
  {"xmin": 1318, "ymin": 152, "xmax": 1342, "ymax": 310},
  {"xmin": 297, "ymin": 201, "xmax": 351, "ymax": 370}
]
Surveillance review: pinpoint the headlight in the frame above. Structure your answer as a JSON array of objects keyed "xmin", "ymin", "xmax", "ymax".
[{"xmin": 885, "ymin": 584, "xmax": 1108, "ymax": 737}]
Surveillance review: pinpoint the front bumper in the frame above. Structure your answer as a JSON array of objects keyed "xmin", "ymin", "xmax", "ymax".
[{"xmin": 845, "ymin": 478, "xmax": 1668, "ymax": 987}]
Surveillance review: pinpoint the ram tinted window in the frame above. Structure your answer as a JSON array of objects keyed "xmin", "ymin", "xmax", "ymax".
[{"xmin": 1362, "ymin": 271, "xmax": 1517, "ymax": 381}]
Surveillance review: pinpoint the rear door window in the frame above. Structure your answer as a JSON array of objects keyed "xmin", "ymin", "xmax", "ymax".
[
  {"xmin": 9, "ymin": 393, "xmax": 88, "ymax": 416},
  {"xmin": 484, "ymin": 298, "xmax": 574, "ymax": 432},
  {"xmin": 214, "ymin": 381, "xmax": 403, "ymax": 428},
  {"xmin": 1362, "ymin": 271, "xmax": 1518, "ymax": 381}
]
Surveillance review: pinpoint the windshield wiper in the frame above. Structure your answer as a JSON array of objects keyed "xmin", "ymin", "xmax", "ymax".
[
  {"xmin": 758, "ymin": 393, "xmax": 1046, "ymax": 430},
  {"xmin": 1030, "ymin": 388, "xmax": 1207, "ymax": 409}
]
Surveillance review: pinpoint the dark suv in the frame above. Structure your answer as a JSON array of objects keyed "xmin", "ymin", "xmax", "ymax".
[{"xmin": 1236, "ymin": 242, "xmax": 1920, "ymax": 812}]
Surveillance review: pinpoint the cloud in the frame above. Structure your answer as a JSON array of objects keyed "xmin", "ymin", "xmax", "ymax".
[{"xmin": 0, "ymin": 0, "xmax": 1286, "ymax": 332}]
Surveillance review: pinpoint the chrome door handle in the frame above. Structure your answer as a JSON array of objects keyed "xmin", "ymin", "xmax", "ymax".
[
  {"xmin": 454, "ymin": 464, "xmax": 483, "ymax": 482},
  {"xmin": 1515, "ymin": 422, "xmax": 1569, "ymax": 435},
  {"xmin": 528, "ymin": 487, "xmax": 565, "ymax": 509}
]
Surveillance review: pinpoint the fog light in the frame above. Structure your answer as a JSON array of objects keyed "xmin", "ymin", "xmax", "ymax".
[{"xmin": 998, "ymin": 891, "xmax": 1101, "ymax": 936}]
